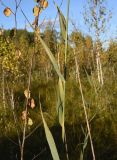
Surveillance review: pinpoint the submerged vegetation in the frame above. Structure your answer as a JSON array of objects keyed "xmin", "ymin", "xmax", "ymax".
[{"xmin": 0, "ymin": 0, "xmax": 117, "ymax": 160}]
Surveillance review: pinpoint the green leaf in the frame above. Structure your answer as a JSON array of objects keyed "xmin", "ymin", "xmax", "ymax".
[
  {"xmin": 40, "ymin": 107, "xmax": 60, "ymax": 160},
  {"xmin": 58, "ymin": 79, "xmax": 64, "ymax": 106},
  {"xmin": 80, "ymin": 151, "xmax": 83, "ymax": 160},
  {"xmin": 79, "ymin": 132, "xmax": 88, "ymax": 160},
  {"xmin": 37, "ymin": 35, "xmax": 65, "ymax": 82},
  {"xmin": 83, "ymin": 133, "xmax": 88, "ymax": 151},
  {"xmin": 57, "ymin": 78, "xmax": 65, "ymax": 141},
  {"xmin": 53, "ymin": 1, "xmax": 66, "ymax": 41},
  {"xmin": 84, "ymin": 68, "xmax": 93, "ymax": 87}
]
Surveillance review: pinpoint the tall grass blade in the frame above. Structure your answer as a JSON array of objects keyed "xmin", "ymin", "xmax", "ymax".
[
  {"xmin": 38, "ymin": 35, "xmax": 64, "ymax": 82},
  {"xmin": 40, "ymin": 107, "xmax": 60, "ymax": 160},
  {"xmin": 80, "ymin": 151, "xmax": 83, "ymax": 160},
  {"xmin": 53, "ymin": 1, "xmax": 66, "ymax": 41},
  {"xmin": 80, "ymin": 131, "xmax": 89, "ymax": 160},
  {"xmin": 54, "ymin": 0, "xmax": 66, "ymax": 141},
  {"xmin": 83, "ymin": 133, "xmax": 88, "ymax": 151},
  {"xmin": 57, "ymin": 78, "xmax": 65, "ymax": 140}
]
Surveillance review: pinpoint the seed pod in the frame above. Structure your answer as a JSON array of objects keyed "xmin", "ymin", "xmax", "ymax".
[
  {"xmin": 28, "ymin": 118, "xmax": 33, "ymax": 126},
  {"xmin": 24, "ymin": 89, "xmax": 30, "ymax": 99},
  {"xmin": 33, "ymin": 6, "xmax": 41, "ymax": 16},
  {"xmin": 22, "ymin": 111, "xmax": 28, "ymax": 120},
  {"xmin": 31, "ymin": 98, "xmax": 35, "ymax": 109},
  {"xmin": 43, "ymin": 1, "xmax": 48, "ymax": 9},
  {"xmin": 3, "ymin": 7, "xmax": 12, "ymax": 17}
]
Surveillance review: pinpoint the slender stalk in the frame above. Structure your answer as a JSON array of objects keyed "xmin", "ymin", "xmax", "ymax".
[
  {"xmin": 20, "ymin": 50, "xmax": 34, "ymax": 160},
  {"xmin": 63, "ymin": 0, "xmax": 70, "ymax": 160},
  {"xmin": 73, "ymin": 49, "xmax": 96, "ymax": 160},
  {"xmin": 2, "ymin": 69, "xmax": 6, "ymax": 115}
]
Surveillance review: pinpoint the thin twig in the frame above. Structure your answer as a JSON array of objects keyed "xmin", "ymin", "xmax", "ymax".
[
  {"xmin": 25, "ymin": 123, "xmax": 42, "ymax": 140},
  {"xmin": 5, "ymin": 135, "xmax": 19, "ymax": 146},
  {"xmin": 32, "ymin": 148, "xmax": 46, "ymax": 160}
]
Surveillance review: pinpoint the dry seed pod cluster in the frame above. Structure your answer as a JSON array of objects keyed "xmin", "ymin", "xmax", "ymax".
[
  {"xmin": 22, "ymin": 89, "xmax": 36, "ymax": 126},
  {"xmin": 40, "ymin": 0, "xmax": 48, "ymax": 9},
  {"xmin": 33, "ymin": 0, "xmax": 48, "ymax": 16},
  {"xmin": 33, "ymin": 0, "xmax": 48, "ymax": 27},
  {"xmin": 24, "ymin": 89, "xmax": 35, "ymax": 109},
  {"xmin": 21, "ymin": 111, "xmax": 33, "ymax": 126}
]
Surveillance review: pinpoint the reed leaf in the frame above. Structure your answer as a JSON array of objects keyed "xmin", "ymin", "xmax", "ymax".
[
  {"xmin": 40, "ymin": 107, "xmax": 60, "ymax": 160},
  {"xmin": 57, "ymin": 78, "xmax": 65, "ymax": 141},
  {"xmin": 38, "ymin": 35, "xmax": 65, "ymax": 82},
  {"xmin": 80, "ymin": 132, "xmax": 89, "ymax": 160},
  {"xmin": 80, "ymin": 151, "xmax": 83, "ymax": 160},
  {"xmin": 83, "ymin": 133, "xmax": 88, "ymax": 151},
  {"xmin": 53, "ymin": 1, "xmax": 66, "ymax": 41}
]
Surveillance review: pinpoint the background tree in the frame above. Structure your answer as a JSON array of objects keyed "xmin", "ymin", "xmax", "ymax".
[{"xmin": 84, "ymin": 0, "xmax": 111, "ymax": 85}]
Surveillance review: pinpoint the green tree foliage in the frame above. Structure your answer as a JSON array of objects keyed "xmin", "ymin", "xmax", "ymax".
[
  {"xmin": 107, "ymin": 41, "xmax": 117, "ymax": 64},
  {"xmin": 70, "ymin": 31, "xmax": 94, "ymax": 75},
  {"xmin": 0, "ymin": 35, "xmax": 19, "ymax": 76},
  {"xmin": 43, "ymin": 22, "xmax": 58, "ymax": 55}
]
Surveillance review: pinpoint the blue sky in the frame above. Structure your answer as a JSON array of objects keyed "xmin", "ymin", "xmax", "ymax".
[{"xmin": 0, "ymin": 0, "xmax": 117, "ymax": 41}]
